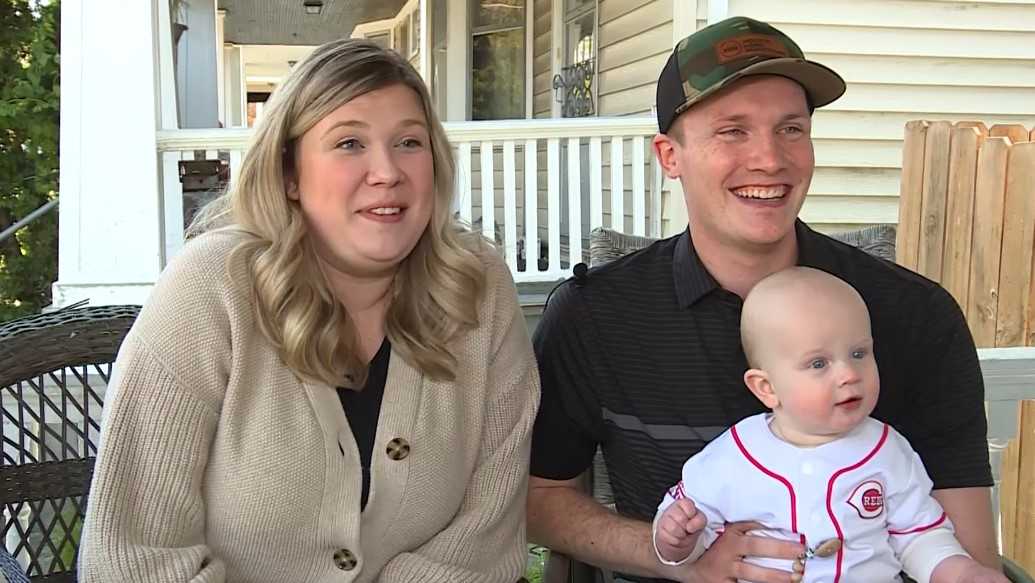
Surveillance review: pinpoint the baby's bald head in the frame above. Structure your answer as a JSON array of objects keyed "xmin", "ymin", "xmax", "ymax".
[{"xmin": 741, "ymin": 267, "xmax": 870, "ymax": 369}]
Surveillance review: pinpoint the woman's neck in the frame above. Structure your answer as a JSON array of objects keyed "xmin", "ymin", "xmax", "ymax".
[{"xmin": 325, "ymin": 269, "xmax": 394, "ymax": 361}]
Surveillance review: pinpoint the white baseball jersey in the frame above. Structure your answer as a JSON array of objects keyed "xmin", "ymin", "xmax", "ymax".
[{"xmin": 655, "ymin": 413, "xmax": 965, "ymax": 583}]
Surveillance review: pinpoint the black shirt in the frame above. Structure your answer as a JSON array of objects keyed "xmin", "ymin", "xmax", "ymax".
[
  {"xmin": 338, "ymin": 338, "xmax": 391, "ymax": 511},
  {"xmin": 531, "ymin": 221, "xmax": 992, "ymax": 562}
]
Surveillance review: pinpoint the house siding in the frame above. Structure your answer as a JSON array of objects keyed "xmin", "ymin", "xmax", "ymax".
[
  {"xmin": 533, "ymin": 0, "xmax": 553, "ymax": 118},
  {"xmin": 721, "ymin": 0, "xmax": 1035, "ymax": 230}
]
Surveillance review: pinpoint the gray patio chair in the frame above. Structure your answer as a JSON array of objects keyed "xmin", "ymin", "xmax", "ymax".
[
  {"xmin": 0, "ymin": 305, "xmax": 139, "ymax": 583},
  {"xmin": 544, "ymin": 224, "xmax": 1034, "ymax": 583}
]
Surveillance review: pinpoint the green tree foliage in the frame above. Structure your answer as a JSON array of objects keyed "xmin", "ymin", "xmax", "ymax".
[{"xmin": 0, "ymin": 0, "xmax": 59, "ymax": 321}]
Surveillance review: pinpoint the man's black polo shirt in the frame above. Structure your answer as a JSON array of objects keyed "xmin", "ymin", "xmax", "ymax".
[{"xmin": 530, "ymin": 221, "xmax": 993, "ymax": 530}]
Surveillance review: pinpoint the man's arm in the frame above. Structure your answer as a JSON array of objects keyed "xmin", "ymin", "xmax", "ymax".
[
  {"xmin": 933, "ymin": 487, "xmax": 1001, "ymax": 568},
  {"xmin": 527, "ymin": 476, "xmax": 805, "ymax": 583},
  {"xmin": 527, "ymin": 475, "xmax": 669, "ymax": 578}
]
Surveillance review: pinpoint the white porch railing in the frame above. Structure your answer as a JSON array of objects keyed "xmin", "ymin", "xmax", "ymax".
[{"xmin": 156, "ymin": 117, "xmax": 663, "ymax": 283}]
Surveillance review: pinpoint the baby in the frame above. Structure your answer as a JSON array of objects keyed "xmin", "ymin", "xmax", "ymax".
[{"xmin": 652, "ymin": 267, "xmax": 1006, "ymax": 583}]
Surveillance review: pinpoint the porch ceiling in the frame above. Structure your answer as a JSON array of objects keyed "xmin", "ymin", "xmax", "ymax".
[{"xmin": 218, "ymin": 0, "xmax": 408, "ymax": 46}]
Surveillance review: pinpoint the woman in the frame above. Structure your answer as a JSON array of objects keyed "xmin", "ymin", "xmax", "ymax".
[{"xmin": 79, "ymin": 39, "xmax": 539, "ymax": 583}]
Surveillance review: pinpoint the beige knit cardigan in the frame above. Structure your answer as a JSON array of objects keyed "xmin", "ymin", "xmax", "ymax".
[{"xmin": 78, "ymin": 230, "xmax": 541, "ymax": 583}]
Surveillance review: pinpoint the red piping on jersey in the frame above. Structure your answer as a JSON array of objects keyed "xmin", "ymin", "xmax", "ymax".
[
  {"xmin": 889, "ymin": 512, "xmax": 947, "ymax": 535},
  {"xmin": 731, "ymin": 425, "xmax": 800, "ymax": 536},
  {"xmin": 825, "ymin": 423, "xmax": 890, "ymax": 583}
]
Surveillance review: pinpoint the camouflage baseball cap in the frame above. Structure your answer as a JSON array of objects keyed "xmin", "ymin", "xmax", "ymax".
[{"xmin": 656, "ymin": 16, "xmax": 845, "ymax": 133}]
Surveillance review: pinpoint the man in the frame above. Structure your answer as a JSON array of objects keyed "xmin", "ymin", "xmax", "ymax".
[{"xmin": 527, "ymin": 16, "xmax": 998, "ymax": 583}]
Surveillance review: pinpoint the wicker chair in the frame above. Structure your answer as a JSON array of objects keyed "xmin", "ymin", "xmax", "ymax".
[
  {"xmin": 545, "ymin": 225, "xmax": 1033, "ymax": 583},
  {"xmin": 0, "ymin": 305, "xmax": 139, "ymax": 583}
]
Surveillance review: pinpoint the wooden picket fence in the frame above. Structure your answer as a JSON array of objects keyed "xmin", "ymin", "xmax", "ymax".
[{"xmin": 895, "ymin": 121, "xmax": 1035, "ymax": 572}]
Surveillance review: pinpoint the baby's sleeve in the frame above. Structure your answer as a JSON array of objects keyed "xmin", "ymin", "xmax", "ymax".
[
  {"xmin": 885, "ymin": 429, "xmax": 968, "ymax": 583},
  {"xmin": 653, "ymin": 437, "xmax": 731, "ymax": 565}
]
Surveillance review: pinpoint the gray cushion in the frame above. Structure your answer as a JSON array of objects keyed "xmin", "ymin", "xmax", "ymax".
[{"xmin": 588, "ymin": 224, "xmax": 898, "ymax": 267}]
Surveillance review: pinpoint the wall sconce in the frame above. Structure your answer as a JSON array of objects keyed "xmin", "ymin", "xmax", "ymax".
[{"xmin": 303, "ymin": 1, "xmax": 324, "ymax": 15}]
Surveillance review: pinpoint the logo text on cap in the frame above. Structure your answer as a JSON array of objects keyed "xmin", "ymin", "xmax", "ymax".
[{"xmin": 714, "ymin": 34, "xmax": 789, "ymax": 64}]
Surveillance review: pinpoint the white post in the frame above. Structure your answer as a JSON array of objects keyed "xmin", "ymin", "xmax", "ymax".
[
  {"xmin": 224, "ymin": 44, "xmax": 245, "ymax": 128},
  {"xmin": 419, "ymin": 0, "xmax": 430, "ymax": 83},
  {"xmin": 672, "ymin": 0, "xmax": 695, "ymax": 44},
  {"xmin": 707, "ymin": 0, "xmax": 729, "ymax": 25},
  {"xmin": 54, "ymin": 0, "xmax": 166, "ymax": 307},
  {"xmin": 216, "ymin": 9, "xmax": 226, "ymax": 126},
  {"xmin": 176, "ymin": 0, "xmax": 219, "ymax": 128},
  {"xmin": 445, "ymin": 0, "xmax": 468, "ymax": 121},
  {"xmin": 550, "ymin": 0, "xmax": 564, "ymax": 118}
]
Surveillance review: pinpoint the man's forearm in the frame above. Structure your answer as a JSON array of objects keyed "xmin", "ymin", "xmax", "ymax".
[
  {"xmin": 932, "ymin": 487, "xmax": 1001, "ymax": 568},
  {"xmin": 526, "ymin": 480, "xmax": 672, "ymax": 578}
]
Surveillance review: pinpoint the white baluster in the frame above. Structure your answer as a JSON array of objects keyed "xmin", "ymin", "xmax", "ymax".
[
  {"xmin": 633, "ymin": 136, "xmax": 646, "ymax": 236},
  {"xmin": 503, "ymin": 140, "xmax": 518, "ymax": 272},
  {"xmin": 457, "ymin": 142, "xmax": 472, "ymax": 224},
  {"xmin": 228, "ymin": 148, "xmax": 243, "ymax": 190},
  {"xmin": 611, "ymin": 137, "xmax": 624, "ymax": 232},
  {"xmin": 480, "ymin": 141, "xmax": 495, "ymax": 242},
  {"xmin": 589, "ymin": 136, "xmax": 603, "ymax": 230},
  {"xmin": 524, "ymin": 139, "xmax": 538, "ymax": 275},
  {"xmin": 162, "ymin": 150, "xmax": 185, "ymax": 265},
  {"xmin": 548, "ymin": 138, "xmax": 561, "ymax": 274},
  {"xmin": 567, "ymin": 137, "xmax": 582, "ymax": 268}
]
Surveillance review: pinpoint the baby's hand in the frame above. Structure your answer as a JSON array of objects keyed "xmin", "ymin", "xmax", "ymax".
[{"xmin": 655, "ymin": 498, "xmax": 708, "ymax": 563}]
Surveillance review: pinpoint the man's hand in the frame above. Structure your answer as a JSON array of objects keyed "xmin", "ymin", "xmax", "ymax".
[
  {"xmin": 931, "ymin": 555, "xmax": 1010, "ymax": 583},
  {"xmin": 686, "ymin": 521, "xmax": 804, "ymax": 583},
  {"xmin": 656, "ymin": 499, "xmax": 708, "ymax": 563}
]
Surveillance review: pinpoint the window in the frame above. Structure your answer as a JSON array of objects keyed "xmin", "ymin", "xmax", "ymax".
[
  {"xmin": 470, "ymin": 0, "xmax": 525, "ymax": 120},
  {"xmin": 554, "ymin": 0, "xmax": 595, "ymax": 117},
  {"xmin": 395, "ymin": 17, "xmax": 410, "ymax": 56}
]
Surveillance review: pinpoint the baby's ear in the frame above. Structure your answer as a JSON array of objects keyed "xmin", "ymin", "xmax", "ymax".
[{"xmin": 744, "ymin": 369, "xmax": 779, "ymax": 409}]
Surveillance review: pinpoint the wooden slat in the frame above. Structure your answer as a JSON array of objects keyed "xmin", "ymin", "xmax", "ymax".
[
  {"xmin": 917, "ymin": 121, "xmax": 952, "ymax": 281},
  {"xmin": 632, "ymin": 137, "xmax": 646, "ymax": 236},
  {"xmin": 955, "ymin": 121, "xmax": 989, "ymax": 134},
  {"xmin": 547, "ymin": 138, "xmax": 561, "ymax": 272},
  {"xmin": 524, "ymin": 140, "xmax": 539, "ymax": 274},
  {"xmin": 503, "ymin": 140, "xmax": 517, "ymax": 271},
  {"xmin": 589, "ymin": 137, "xmax": 603, "ymax": 230},
  {"xmin": 1002, "ymin": 436, "xmax": 1020, "ymax": 558},
  {"xmin": 567, "ymin": 137, "xmax": 582, "ymax": 267},
  {"xmin": 480, "ymin": 142, "xmax": 495, "ymax": 241},
  {"xmin": 997, "ymin": 143, "xmax": 1035, "ymax": 348},
  {"xmin": 991, "ymin": 124, "xmax": 1031, "ymax": 144},
  {"xmin": 457, "ymin": 142, "xmax": 473, "ymax": 224},
  {"xmin": 895, "ymin": 121, "xmax": 928, "ymax": 269},
  {"xmin": 611, "ymin": 137, "xmax": 624, "ymax": 232},
  {"xmin": 1012, "ymin": 401, "xmax": 1035, "ymax": 573},
  {"xmin": 942, "ymin": 125, "xmax": 985, "ymax": 312},
  {"xmin": 967, "ymin": 138, "xmax": 1011, "ymax": 348}
]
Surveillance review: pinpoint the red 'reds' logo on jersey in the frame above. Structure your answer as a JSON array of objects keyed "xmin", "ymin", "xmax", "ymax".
[{"xmin": 847, "ymin": 480, "xmax": 885, "ymax": 519}]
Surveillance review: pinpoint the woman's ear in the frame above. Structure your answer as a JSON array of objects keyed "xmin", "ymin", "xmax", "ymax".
[
  {"xmin": 286, "ymin": 180, "xmax": 300, "ymax": 201},
  {"xmin": 744, "ymin": 368, "xmax": 780, "ymax": 409}
]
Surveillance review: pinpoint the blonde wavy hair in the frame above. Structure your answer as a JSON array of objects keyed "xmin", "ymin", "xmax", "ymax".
[{"xmin": 191, "ymin": 39, "xmax": 486, "ymax": 386}]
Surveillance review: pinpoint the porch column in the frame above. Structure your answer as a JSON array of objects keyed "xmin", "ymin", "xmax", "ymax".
[
  {"xmin": 176, "ymin": 0, "xmax": 219, "ymax": 128},
  {"xmin": 216, "ymin": 9, "xmax": 227, "ymax": 126},
  {"xmin": 224, "ymin": 44, "xmax": 246, "ymax": 128},
  {"xmin": 445, "ymin": 0, "xmax": 468, "ymax": 121},
  {"xmin": 54, "ymin": 0, "xmax": 168, "ymax": 307}
]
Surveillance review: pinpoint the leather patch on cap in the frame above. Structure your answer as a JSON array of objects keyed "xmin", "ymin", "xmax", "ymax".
[{"xmin": 715, "ymin": 34, "xmax": 789, "ymax": 64}]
